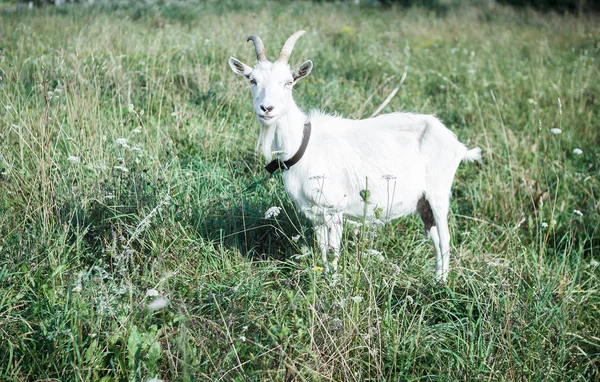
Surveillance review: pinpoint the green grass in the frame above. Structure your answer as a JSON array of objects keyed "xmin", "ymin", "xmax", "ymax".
[{"xmin": 0, "ymin": 1, "xmax": 599, "ymax": 380}]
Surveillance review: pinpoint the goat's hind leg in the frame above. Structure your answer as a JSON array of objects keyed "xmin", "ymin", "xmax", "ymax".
[
  {"xmin": 432, "ymin": 205, "xmax": 451, "ymax": 282},
  {"xmin": 428, "ymin": 195, "xmax": 452, "ymax": 282},
  {"xmin": 417, "ymin": 197, "xmax": 445, "ymax": 282}
]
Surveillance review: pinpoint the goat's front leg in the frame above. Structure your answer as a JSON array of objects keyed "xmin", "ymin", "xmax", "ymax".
[
  {"xmin": 316, "ymin": 223, "xmax": 329, "ymax": 272},
  {"xmin": 328, "ymin": 213, "xmax": 344, "ymax": 272},
  {"xmin": 315, "ymin": 214, "xmax": 343, "ymax": 272}
]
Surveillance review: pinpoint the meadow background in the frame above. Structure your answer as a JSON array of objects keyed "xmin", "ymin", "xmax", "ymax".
[{"xmin": 0, "ymin": 0, "xmax": 599, "ymax": 380}]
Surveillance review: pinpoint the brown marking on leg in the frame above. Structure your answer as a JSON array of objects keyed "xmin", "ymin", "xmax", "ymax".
[{"xmin": 417, "ymin": 196, "xmax": 435, "ymax": 235}]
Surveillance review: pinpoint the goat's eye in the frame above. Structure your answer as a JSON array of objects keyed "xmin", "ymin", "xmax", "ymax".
[
  {"xmin": 249, "ymin": 78, "xmax": 256, "ymax": 85},
  {"xmin": 286, "ymin": 80, "xmax": 293, "ymax": 86}
]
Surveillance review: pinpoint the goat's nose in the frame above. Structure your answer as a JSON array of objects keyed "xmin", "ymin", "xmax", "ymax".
[{"xmin": 260, "ymin": 105, "xmax": 274, "ymax": 113}]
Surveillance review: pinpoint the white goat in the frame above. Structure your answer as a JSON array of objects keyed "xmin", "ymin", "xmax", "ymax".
[{"xmin": 228, "ymin": 31, "xmax": 481, "ymax": 282}]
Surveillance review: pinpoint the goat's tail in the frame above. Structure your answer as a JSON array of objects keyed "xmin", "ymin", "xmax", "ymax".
[{"xmin": 462, "ymin": 147, "xmax": 482, "ymax": 163}]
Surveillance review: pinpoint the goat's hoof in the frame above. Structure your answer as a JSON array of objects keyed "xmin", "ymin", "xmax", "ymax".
[{"xmin": 435, "ymin": 275, "xmax": 449, "ymax": 284}]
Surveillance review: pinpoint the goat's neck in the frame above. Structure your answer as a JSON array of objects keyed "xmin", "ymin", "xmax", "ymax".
[{"xmin": 273, "ymin": 101, "xmax": 307, "ymax": 161}]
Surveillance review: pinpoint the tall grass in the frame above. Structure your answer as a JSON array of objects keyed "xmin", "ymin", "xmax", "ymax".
[{"xmin": 0, "ymin": 2, "xmax": 599, "ymax": 380}]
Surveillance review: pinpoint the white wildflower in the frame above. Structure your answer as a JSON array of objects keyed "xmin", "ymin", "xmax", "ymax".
[
  {"xmin": 115, "ymin": 138, "xmax": 130, "ymax": 149},
  {"xmin": 146, "ymin": 288, "xmax": 159, "ymax": 297},
  {"xmin": 364, "ymin": 249, "xmax": 385, "ymax": 262},
  {"xmin": 132, "ymin": 127, "xmax": 142, "ymax": 133},
  {"xmin": 104, "ymin": 194, "xmax": 116, "ymax": 200},
  {"xmin": 572, "ymin": 148, "xmax": 583, "ymax": 155},
  {"xmin": 147, "ymin": 297, "xmax": 168, "ymax": 311},
  {"xmin": 291, "ymin": 234, "xmax": 301, "ymax": 242},
  {"xmin": 128, "ymin": 104, "xmax": 135, "ymax": 112},
  {"xmin": 292, "ymin": 245, "xmax": 311, "ymax": 259},
  {"xmin": 114, "ymin": 286, "xmax": 127, "ymax": 295},
  {"xmin": 371, "ymin": 219, "xmax": 385, "ymax": 229},
  {"xmin": 550, "ymin": 128, "xmax": 562, "ymax": 135},
  {"xmin": 146, "ymin": 378, "xmax": 164, "ymax": 382},
  {"xmin": 89, "ymin": 163, "xmax": 109, "ymax": 171},
  {"xmin": 527, "ymin": 98, "xmax": 537, "ymax": 105},
  {"xmin": 574, "ymin": 209, "xmax": 583, "ymax": 217},
  {"xmin": 11, "ymin": 124, "xmax": 20, "ymax": 130},
  {"xmin": 239, "ymin": 335, "xmax": 246, "ymax": 342},
  {"xmin": 67, "ymin": 156, "xmax": 81, "ymax": 164},
  {"xmin": 590, "ymin": 260, "xmax": 599, "ymax": 268},
  {"xmin": 264, "ymin": 206, "xmax": 281, "ymax": 219},
  {"xmin": 350, "ymin": 296, "xmax": 363, "ymax": 304},
  {"xmin": 541, "ymin": 222, "xmax": 548, "ymax": 229},
  {"xmin": 113, "ymin": 166, "xmax": 129, "ymax": 173},
  {"xmin": 242, "ymin": 325, "xmax": 248, "ymax": 331}
]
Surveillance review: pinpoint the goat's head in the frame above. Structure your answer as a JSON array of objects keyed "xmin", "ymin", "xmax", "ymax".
[{"xmin": 228, "ymin": 30, "xmax": 313, "ymax": 126}]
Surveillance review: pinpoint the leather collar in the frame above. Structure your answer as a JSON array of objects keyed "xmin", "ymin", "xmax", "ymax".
[{"xmin": 264, "ymin": 121, "xmax": 311, "ymax": 175}]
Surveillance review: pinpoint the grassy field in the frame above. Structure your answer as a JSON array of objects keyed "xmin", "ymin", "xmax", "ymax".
[{"xmin": 1, "ymin": 1, "xmax": 599, "ymax": 380}]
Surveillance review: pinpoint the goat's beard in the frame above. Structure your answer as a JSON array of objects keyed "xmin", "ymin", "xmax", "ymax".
[{"xmin": 257, "ymin": 123, "xmax": 276, "ymax": 161}]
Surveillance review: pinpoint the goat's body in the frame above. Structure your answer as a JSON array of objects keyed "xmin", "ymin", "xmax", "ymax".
[
  {"xmin": 229, "ymin": 30, "xmax": 481, "ymax": 281},
  {"xmin": 273, "ymin": 108, "xmax": 480, "ymax": 281},
  {"xmin": 282, "ymin": 111, "xmax": 468, "ymax": 223}
]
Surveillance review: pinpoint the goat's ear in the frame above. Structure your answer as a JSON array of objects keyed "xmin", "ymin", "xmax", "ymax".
[
  {"xmin": 292, "ymin": 60, "xmax": 313, "ymax": 82},
  {"xmin": 228, "ymin": 57, "xmax": 253, "ymax": 77}
]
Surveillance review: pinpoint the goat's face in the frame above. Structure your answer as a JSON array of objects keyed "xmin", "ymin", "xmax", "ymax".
[{"xmin": 228, "ymin": 31, "xmax": 312, "ymax": 126}]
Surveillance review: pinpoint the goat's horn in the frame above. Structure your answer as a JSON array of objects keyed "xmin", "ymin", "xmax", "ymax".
[
  {"xmin": 277, "ymin": 30, "xmax": 306, "ymax": 64},
  {"xmin": 247, "ymin": 35, "xmax": 267, "ymax": 62}
]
